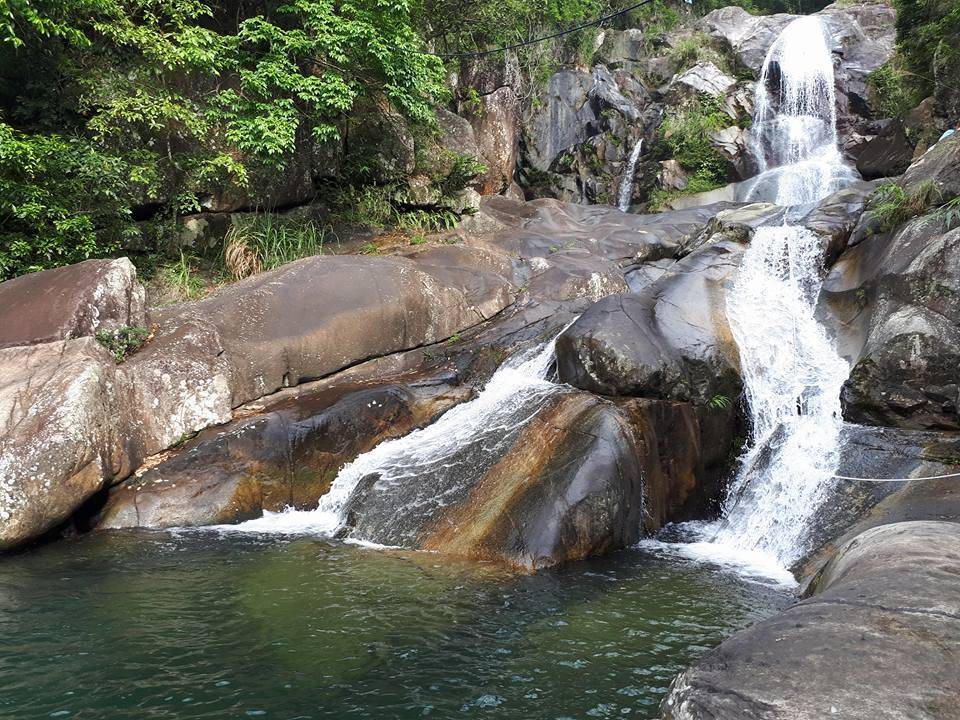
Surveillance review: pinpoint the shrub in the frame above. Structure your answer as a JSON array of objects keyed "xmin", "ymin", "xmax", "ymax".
[
  {"xmin": 95, "ymin": 326, "xmax": 151, "ymax": 363},
  {"xmin": 658, "ymin": 95, "xmax": 730, "ymax": 185},
  {"xmin": 868, "ymin": 180, "xmax": 942, "ymax": 232},
  {"xmin": 867, "ymin": 62, "xmax": 915, "ymax": 118},
  {"xmin": 223, "ymin": 215, "xmax": 326, "ymax": 280}
]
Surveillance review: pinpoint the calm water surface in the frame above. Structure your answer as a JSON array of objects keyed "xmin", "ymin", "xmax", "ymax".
[{"xmin": 0, "ymin": 532, "xmax": 790, "ymax": 719}]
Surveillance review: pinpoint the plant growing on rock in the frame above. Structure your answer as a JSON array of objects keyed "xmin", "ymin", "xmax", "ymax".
[
  {"xmin": 223, "ymin": 215, "xmax": 326, "ymax": 280},
  {"xmin": 95, "ymin": 326, "xmax": 152, "ymax": 363},
  {"xmin": 868, "ymin": 181, "xmax": 941, "ymax": 233}
]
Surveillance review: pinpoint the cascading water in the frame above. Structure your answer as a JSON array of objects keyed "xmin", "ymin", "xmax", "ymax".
[
  {"xmin": 740, "ymin": 16, "xmax": 856, "ymax": 206},
  {"xmin": 657, "ymin": 16, "xmax": 852, "ymax": 581},
  {"xmin": 617, "ymin": 138, "xmax": 644, "ymax": 211},
  {"xmin": 221, "ymin": 337, "xmax": 567, "ymax": 542}
]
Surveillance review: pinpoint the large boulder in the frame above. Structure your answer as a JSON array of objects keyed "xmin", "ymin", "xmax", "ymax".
[
  {"xmin": 833, "ymin": 220, "xmax": 960, "ymax": 430},
  {"xmin": 0, "ymin": 339, "xmax": 139, "ymax": 550},
  {"xmin": 0, "ymin": 258, "xmax": 145, "ymax": 349},
  {"xmin": 417, "ymin": 391, "xmax": 645, "ymax": 569},
  {"xmin": 899, "ymin": 135, "xmax": 960, "ymax": 203},
  {"xmin": 855, "ymin": 118, "xmax": 915, "ymax": 179},
  {"xmin": 556, "ymin": 237, "xmax": 745, "ymax": 404},
  {"xmin": 153, "ymin": 252, "xmax": 515, "ymax": 407},
  {"xmin": 662, "ymin": 521, "xmax": 960, "ymax": 720}
]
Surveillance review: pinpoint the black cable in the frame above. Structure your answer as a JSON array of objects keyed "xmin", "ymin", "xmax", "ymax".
[{"xmin": 404, "ymin": 0, "xmax": 659, "ymax": 59}]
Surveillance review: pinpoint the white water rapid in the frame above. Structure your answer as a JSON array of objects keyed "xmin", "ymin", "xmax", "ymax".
[
  {"xmin": 617, "ymin": 138, "xmax": 644, "ymax": 211},
  {"xmin": 220, "ymin": 337, "xmax": 565, "ymax": 540},
  {"xmin": 651, "ymin": 16, "xmax": 852, "ymax": 584}
]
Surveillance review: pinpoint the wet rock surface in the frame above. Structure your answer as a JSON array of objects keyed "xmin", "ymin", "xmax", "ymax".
[{"xmin": 661, "ymin": 521, "xmax": 960, "ymax": 720}]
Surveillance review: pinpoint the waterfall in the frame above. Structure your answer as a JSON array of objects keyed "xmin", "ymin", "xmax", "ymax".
[
  {"xmin": 617, "ymin": 138, "xmax": 644, "ymax": 211},
  {"xmin": 740, "ymin": 16, "xmax": 856, "ymax": 206},
  {"xmin": 220, "ymin": 338, "xmax": 566, "ymax": 541},
  {"xmin": 657, "ymin": 16, "xmax": 852, "ymax": 579}
]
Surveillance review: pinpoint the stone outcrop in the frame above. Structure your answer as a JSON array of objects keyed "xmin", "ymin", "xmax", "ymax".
[
  {"xmin": 0, "ymin": 339, "xmax": 139, "ymax": 550},
  {"xmin": 153, "ymin": 251, "xmax": 515, "ymax": 407},
  {"xmin": 827, "ymin": 218, "xmax": 960, "ymax": 430},
  {"xmin": 556, "ymin": 239, "xmax": 744, "ymax": 404},
  {"xmin": 99, "ymin": 379, "xmax": 469, "ymax": 529},
  {"xmin": 661, "ymin": 521, "xmax": 960, "ymax": 720},
  {"xmin": 855, "ymin": 118, "xmax": 914, "ymax": 179},
  {"xmin": 0, "ymin": 258, "xmax": 145, "ymax": 349}
]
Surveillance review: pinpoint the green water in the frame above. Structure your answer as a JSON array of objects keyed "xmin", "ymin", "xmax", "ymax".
[{"xmin": 0, "ymin": 531, "xmax": 790, "ymax": 719}]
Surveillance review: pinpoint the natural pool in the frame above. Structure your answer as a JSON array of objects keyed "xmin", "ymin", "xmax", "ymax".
[{"xmin": 0, "ymin": 532, "xmax": 790, "ymax": 719}]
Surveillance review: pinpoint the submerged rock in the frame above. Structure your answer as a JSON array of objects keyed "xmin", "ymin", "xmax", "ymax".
[{"xmin": 661, "ymin": 521, "xmax": 960, "ymax": 720}]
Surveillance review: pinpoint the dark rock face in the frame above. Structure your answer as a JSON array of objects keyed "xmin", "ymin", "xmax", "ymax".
[
  {"xmin": 662, "ymin": 521, "xmax": 960, "ymax": 720},
  {"xmin": 833, "ymin": 220, "xmax": 960, "ymax": 430},
  {"xmin": 154, "ymin": 252, "xmax": 515, "ymax": 407},
  {"xmin": 855, "ymin": 118, "xmax": 914, "ymax": 179},
  {"xmin": 556, "ymin": 238, "xmax": 745, "ymax": 404},
  {"xmin": 99, "ymin": 380, "xmax": 468, "ymax": 529},
  {"xmin": 0, "ymin": 258, "xmax": 145, "ymax": 349}
]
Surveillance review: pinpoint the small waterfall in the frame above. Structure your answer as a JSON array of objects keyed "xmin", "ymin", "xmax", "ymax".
[
  {"xmin": 712, "ymin": 225, "xmax": 849, "ymax": 564},
  {"xmin": 617, "ymin": 138, "xmax": 644, "ymax": 211},
  {"xmin": 222, "ymin": 338, "xmax": 566, "ymax": 541},
  {"xmin": 741, "ymin": 16, "xmax": 855, "ymax": 206}
]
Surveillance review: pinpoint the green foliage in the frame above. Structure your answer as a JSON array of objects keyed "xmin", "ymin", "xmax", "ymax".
[
  {"xmin": 892, "ymin": 0, "xmax": 960, "ymax": 109},
  {"xmin": 95, "ymin": 325, "xmax": 150, "ymax": 363},
  {"xmin": 939, "ymin": 196, "xmax": 960, "ymax": 231},
  {"xmin": 0, "ymin": 123, "xmax": 151, "ymax": 279},
  {"xmin": 867, "ymin": 61, "xmax": 915, "ymax": 118},
  {"xmin": 358, "ymin": 241, "xmax": 380, "ymax": 255},
  {"xmin": 650, "ymin": 94, "xmax": 730, "ymax": 208},
  {"xmin": 437, "ymin": 152, "xmax": 486, "ymax": 196},
  {"xmin": 0, "ymin": 0, "xmax": 446, "ymax": 278},
  {"xmin": 707, "ymin": 393, "xmax": 732, "ymax": 410},
  {"xmin": 868, "ymin": 181, "xmax": 942, "ymax": 233},
  {"xmin": 223, "ymin": 215, "xmax": 326, "ymax": 279},
  {"xmin": 161, "ymin": 250, "xmax": 205, "ymax": 299},
  {"xmin": 394, "ymin": 207, "xmax": 461, "ymax": 232}
]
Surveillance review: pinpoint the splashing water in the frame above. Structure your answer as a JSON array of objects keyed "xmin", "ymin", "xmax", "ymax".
[
  {"xmin": 221, "ymin": 338, "xmax": 566, "ymax": 540},
  {"xmin": 712, "ymin": 226, "xmax": 849, "ymax": 564},
  {"xmin": 617, "ymin": 138, "xmax": 644, "ymax": 211},
  {"xmin": 740, "ymin": 16, "xmax": 855, "ymax": 206}
]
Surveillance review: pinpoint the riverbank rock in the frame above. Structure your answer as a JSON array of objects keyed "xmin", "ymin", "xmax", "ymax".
[
  {"xmin": 99, "ymin": 379, "xmax": 468, "ymax": 529},
  {"xmin": 0, "ymin": 339, "xmax": 139, "ymax": 550},
  {"xmin": 834, "ymin": 218, "xmax": 960, "ymax": 430},
  {"xmin": 154, "ymin": 252, "xmax": 515, "ymax": 406},
  {"xmin": 899, "ymin": 135, "xmax": 960, "ymax": 202},
  {"xmin": 855, "ymin": 119, "xmax": 914, "ymax": 179},
  {"xmin": 0, "ymin": 258, "xmax": 145, "ymax": 349},
  {"xmin": 661, "ymin": 521, "xmax": 960, "ymax": 720}
]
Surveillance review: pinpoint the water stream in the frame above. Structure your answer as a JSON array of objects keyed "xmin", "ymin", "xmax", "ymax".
[
  {"xmin": 661, "ymin": 16, "xmax": 853, "ymax": 577},
  {"xmin": 617, "ymin": 138, "xmax": 644, "ymax": 211},
  {"xmin": 224, "ymin": 338, "xmax": 566, "ymax": 542}
]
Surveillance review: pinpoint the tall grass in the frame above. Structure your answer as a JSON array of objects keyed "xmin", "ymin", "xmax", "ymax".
[{"xmin": 224, "ymin": 215, "xmax": 327, "ymax": 280}]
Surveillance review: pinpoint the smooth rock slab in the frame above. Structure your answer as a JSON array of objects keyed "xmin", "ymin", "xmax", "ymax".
[
  {"xmin": 0, "ymin": 258, "xmax": 145, "ymax": 349},
  {"xmin": 661, "ymin": 521, "xmax": 960, "ymax": 720},
  {"xmin": 154, "ymin": 252, "xmax": 515, "ymax": 407}
]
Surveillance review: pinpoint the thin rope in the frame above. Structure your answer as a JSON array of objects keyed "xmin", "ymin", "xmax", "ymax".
[
  {"xmin": 403, "ymin": 0, "xmax": 658, "ymax": 59},
  {"xmin": 833, "ymin": 471, "xmax": 960, "ymax": 483}
]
